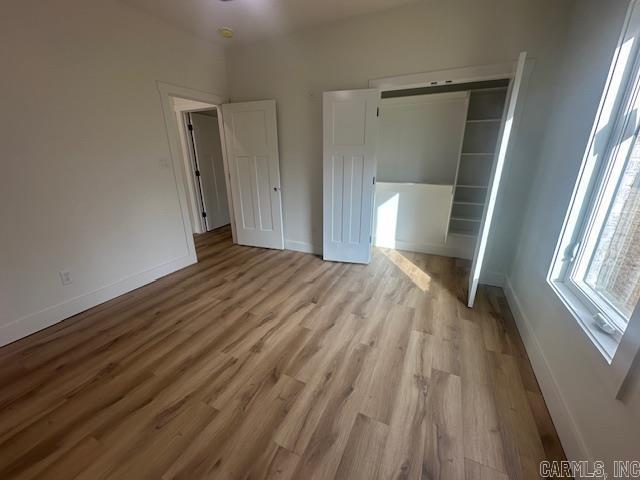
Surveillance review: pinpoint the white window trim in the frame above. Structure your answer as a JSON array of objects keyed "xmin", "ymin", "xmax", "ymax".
[{"xmin": 548, "ymin": 0, "xmax": 640, "ymax": 398}]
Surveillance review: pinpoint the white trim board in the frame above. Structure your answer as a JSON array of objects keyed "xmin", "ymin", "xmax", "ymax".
[
  {"xmin": 373, "ymin": 238, "xmax": 473, "ymax": 260},
  {"xmin": 480, "ymin": 271, "xmax": 505, "ymax": 287},
  {"xmin": 380, "ymin": 90, "xmax": 469, "ymax": 107},
  {"xmin": 285, "ymin": 239, "xmax": 321, "ymax": 255},
  {"xmin": 157, "ymin": 81, "xmax": 228, "ymax": 259},
  {"xmin": 177, "ymin": 109, "xmax": 210, "ymax": 234},
  {"xmin": 503, "ymin": 278, "xmax": 591, "ymax": 468},
  {"xmin": 282, "ymin": 240, "xmax": 507, "ymax": 270},
  {"xmin": 173, "ymin": 98, "xmax": 219, "ymax": 112},
  {"xmin": 0, "ymin": 254, "xmax": 193, "ymax": 347},
  {"xmin": 160, "ymin": 82, "xmax": 237, "ymax": 242},
  {"xmin": 369, "ymin": 61, "xmax": 516, "ymax": 91}
]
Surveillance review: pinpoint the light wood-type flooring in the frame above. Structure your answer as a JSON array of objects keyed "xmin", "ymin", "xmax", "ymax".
[{"xmin": 0, "ymin": 226, "xmax": 566, "ymax": 479}]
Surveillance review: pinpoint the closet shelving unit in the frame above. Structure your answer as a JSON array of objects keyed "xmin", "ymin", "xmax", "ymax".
[{"xmin": 447, "ymin": 87, "xmax": 508, "ymax": 238}]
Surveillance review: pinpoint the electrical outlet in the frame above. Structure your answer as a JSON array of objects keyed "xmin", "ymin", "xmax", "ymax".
[{"xmin": 59, "ymin": 270, "xmax": 73, "ymax": 286}]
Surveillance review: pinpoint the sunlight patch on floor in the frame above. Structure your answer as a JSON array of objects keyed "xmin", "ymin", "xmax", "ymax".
[{"xmin": 380, "ymin": 248, "xmax": 432, "ymax": 292}]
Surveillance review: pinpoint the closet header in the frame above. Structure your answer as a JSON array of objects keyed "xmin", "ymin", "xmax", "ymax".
[{"xmin": 381, "ymin": 78, "xmax": 510, "ymax": 99}]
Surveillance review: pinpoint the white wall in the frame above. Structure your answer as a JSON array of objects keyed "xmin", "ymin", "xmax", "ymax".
[
  {"xmin": 0, "ymin": 0, "xmax": 226, "ymax": 345},
  {"xmin": 505, "ymin": 0, "xmax": 640, "ymax": 472},
  {"xmin": 225, "ymin": 0, "xmax": 574, "ymax": 272},
  {"xmin": 374, "ymin": 182, "xmax": 475, "ymax": 258},
  {"xmin": 377, "ymin": 92, "xmax": 467, "ymax": 184}
]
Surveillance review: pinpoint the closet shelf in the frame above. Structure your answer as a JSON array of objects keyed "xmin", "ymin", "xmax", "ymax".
[
  {"xmin": 448, "ymin": 230, "xmax": 478, "ymax": 238},
  {"xmin": 470, "ymin": 86, "xmax": 509, "ymax": 94},
  {"xmin": 453, "ymin": 201, "xmax": 484, "ymax": 206},
  {"xmin": 450, "ymin": 216, "xmax": 481, "ymax": 222},
  {"xmin": 466, "ymin": 118, "xmax": 501, "ymax": 124},
  {"xmin": 461, "ymin": 152, "xmax": 494, "ymax": 156},
  {"xmin": 455, "ymin": 184, "xmax": 488, "ymax": 189}
]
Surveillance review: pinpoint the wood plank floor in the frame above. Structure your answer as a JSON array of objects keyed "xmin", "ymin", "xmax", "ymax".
[{"xmin": 0, "ymin": 226, "xmax": 566, "ymax": 479}]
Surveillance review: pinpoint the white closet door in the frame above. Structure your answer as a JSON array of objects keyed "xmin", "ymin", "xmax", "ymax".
[
  {"xmin": 190, "ymin": 112, "xmax": 230, "ymax": 231},
  {"xmin": 468, "ymin": 52, "xmax": 527, "ymax": 307},
  {"xmin": 221, "ymin": 100, "xmax": 284, "ymax": 250},
  {"xmin": 323, "ymin": 89, "xmax": 380, "ymax": 263}
]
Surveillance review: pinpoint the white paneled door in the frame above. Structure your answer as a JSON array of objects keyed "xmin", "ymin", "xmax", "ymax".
[
  {"xmin": 221, "ymin": 100, "xmax": 284, "ymax": 250},
  {"xmin": 323, "ymin": 89, "xmax": 380, "ymax": 263},
  {"xmin": 468, "ymin": 52, "xmax": 528, "ymax": 307}
]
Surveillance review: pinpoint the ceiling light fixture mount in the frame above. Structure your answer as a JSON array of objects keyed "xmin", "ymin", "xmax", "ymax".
[{"xmin": 218, "ymin": 27, "xmax": 234, "ymax": 39}]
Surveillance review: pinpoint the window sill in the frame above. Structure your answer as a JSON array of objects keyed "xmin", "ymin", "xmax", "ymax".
[{"xmin": 548, "ymin": 279, "xmax": 620, "ymax": 363}]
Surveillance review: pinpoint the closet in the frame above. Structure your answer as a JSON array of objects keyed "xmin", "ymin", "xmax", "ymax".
[
  {"xmin": 322, "ymin": 52, "xmax": 527, "ymax": 306},
  {"xmin": 374, "ymin": 79, "xmax": 509, "ymax": 259}
]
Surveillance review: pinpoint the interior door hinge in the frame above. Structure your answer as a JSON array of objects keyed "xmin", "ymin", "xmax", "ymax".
[
  {"xmin": 187, "ymin": 124, "xmax": 193, "ymax": 131},
  {"xmin": 373, "ymin": 176, "xmax": 376, "ymax": 185},
  {"xmin": 195, "ymin": 170, "xmax": 201, "ymax": 177},
  {"xmin": 202, "ymin": 211, "xmax": 207, "ymax": 218},
  {"xmin": 376, "ymin": 107, "xmax": 380, "ymax": 117}
]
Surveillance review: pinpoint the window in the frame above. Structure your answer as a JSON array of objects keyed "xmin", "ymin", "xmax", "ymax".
[
  {"xmin": 567, "ymin": 123, "xmax": 640, "ymax": 343},
  {"xmin": 550, "ymin": 3, "xmax": 640, "ymax": 369}
]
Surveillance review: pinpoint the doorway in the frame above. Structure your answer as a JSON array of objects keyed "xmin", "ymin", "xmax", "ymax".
[
  {"xmin": 168, "ymin": 92, "xmax": 285, "ymax": 250},
  {"xmin": 185, "ymin": 109, "xmax": 230, "ymax": 232},
  {"xmin": 171, "ymin": 97, "xmax": 234, "ymax": 237}
]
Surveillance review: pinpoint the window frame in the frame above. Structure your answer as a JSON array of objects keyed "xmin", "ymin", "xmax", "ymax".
[
  {"xmin": 566, "ymin": 51, "xmax": 640, "ymax": 335},
  {"xmin": 548, "ymin": 0, "xmax": 640, "ymax": 397}
]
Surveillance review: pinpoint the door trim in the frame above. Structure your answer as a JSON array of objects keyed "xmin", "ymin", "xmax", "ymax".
[
  {"xmin": 184, "ymin": 112, "xmax": 209, "ymax": 233},
  {"xmin": 157, "ymin": 81, "xmax": 237, "ymax": 245}
]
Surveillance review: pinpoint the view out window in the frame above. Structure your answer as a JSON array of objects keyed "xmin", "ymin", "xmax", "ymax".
[
  {"xmin": 549, "ymin": 6, "xmax": 640, "ymax": 362},
  {"xmin": 569, "ymin": 122, "xmax": 640, "ymax": 334}
]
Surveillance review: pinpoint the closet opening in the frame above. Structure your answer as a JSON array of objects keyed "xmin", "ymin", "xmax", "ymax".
[{"xmin": 373, "ymin": 78, "xmax": 510, "ymax": 261}]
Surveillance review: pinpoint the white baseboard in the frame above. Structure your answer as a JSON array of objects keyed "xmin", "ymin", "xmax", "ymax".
[
  {"xmin": 480, "ymin": 270, "xmax": 506, "ymax": 287},
  {"xmin": 503, "ymin": 278, "xmax": 591, "ymax": 468},
  {"xmin": 285, "ymin": 238, "xmax": 503, "ymax": 286},
  {"xmin": 285, "ymin": 239, "xmax": 321, "ymax": 255},
  {"xmin": 378, "ymin": 239, "xmax": 473, "ymax": 260},
  {"xmin": 285, "ymin": 238, "xmax": 476, "ymax": 261},
  {"xmin": 0, "ymin": 253, "xmax": 196, "ymax": 348}
]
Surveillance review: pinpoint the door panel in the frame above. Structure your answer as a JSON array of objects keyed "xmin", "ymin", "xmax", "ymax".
[
  {"xmin": 255, "ymin": 156, "xmax": 274, "ymax": 230},
  {"xmin": 190, "ymin": 112, "xmax": 230, "ymax": 231},
  {"xmin": 235, "ymin": 155, "xmax": 256, "ymax": 229},
  {"xmin": 221, "ymin": 100, "xmax": 284, "ymax": 250},
  {"xmin": 323, "ymin": 89, "xmax": 379, "ymax": 263},
  {"xmin": 468, "ymin": 52, "xmax": 527, "ymax": 307}
]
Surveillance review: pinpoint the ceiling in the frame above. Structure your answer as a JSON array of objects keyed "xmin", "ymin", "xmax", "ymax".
[{"xmin": 122, "ymin": 0, "xmax": 422, "ymax": 45}]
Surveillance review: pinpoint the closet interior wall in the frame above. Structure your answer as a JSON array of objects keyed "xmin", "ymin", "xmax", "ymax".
[{"xmin": 375, "ymin": 80, "xmax": 510, "ymax": 259}]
